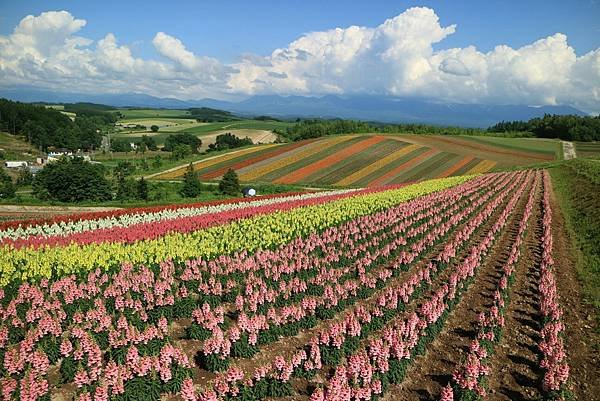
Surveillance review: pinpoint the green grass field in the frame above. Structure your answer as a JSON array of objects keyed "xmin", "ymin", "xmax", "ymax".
[
  {"xmin": 117, "ymin": 108, "xmax": 192, "ymax": 119},
  {"xmin": 575, "ymin": 141, "xmax": 600, "ymax": 159},
  {"xmin": 113, "ymin": 119, "xmax": 291, "ymax": 145},
  {"xmin": 550, "ymin": 159, "xmax": 600, "ymax": 325},
  {"xmin": 0, "ymin": 131, "xmax": 41, "ymax": 160},
  {"xmin": 459, "ymin": 135, "xmax": 561, "ymax": 158}
]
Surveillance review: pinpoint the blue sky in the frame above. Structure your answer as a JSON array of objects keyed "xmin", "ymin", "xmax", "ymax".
[
  {"xmin": 2, "ymin": 0, "xmax": 599, "ymax": 60},
  {"xmin": 1, "ymin": 1, "xmax": 599, "ymax": 112}
]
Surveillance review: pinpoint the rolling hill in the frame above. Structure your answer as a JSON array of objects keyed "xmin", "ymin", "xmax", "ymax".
[{"xmin": 153, "ymin": 134, "xmax": 560, "ymax": 187}]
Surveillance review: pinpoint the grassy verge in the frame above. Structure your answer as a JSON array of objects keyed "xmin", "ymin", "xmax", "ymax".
[
  {"xmin": 549, "ymin": 159, "xmax": 600, "ymax": 324},
  {"xmin": 1, "ymin": 180, "xmax": 305, "ymax": 208}
]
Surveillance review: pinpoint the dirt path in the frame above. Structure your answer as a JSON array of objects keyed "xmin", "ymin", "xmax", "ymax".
[
  {"xmin": 382, "ymin": 172, "xmax": 533, "ymax": 400},
  {"xmin": 562, "ymin": 141, "xmax": 577, "ymax": 160},
  {"xmin": 547, "ymin": 177, "xmax": 600, "ymax": 400},
  {"xmin": 486, "ymin": 181, "xmax": 543, "ymax": 401}
]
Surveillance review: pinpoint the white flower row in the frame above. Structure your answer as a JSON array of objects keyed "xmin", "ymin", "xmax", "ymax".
[{"xmin": 0, "ymin": 189, "xmax": 360, "ymax": 242}]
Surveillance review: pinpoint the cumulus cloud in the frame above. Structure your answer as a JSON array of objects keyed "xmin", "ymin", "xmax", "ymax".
[
  {"xmin": 0, "ymin": 11, "xmax": 232, "ymax": 98},
  {"xmin": 0, "ymin": 8, "xmax": 599, "ymax": 112}
]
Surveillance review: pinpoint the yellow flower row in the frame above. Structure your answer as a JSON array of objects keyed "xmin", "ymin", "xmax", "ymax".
[
  {"xmin": 335, "ymin": 144, "xmax": 422, "ymax": 186},
  {"xmin": 239, "ymin": 136, "xmax": 353, "ymax": 181},
  {"xmin": 0, "ymin": 175, "xmax": 475, "ymax": 286},
  {"xmin": 466, "ymin": 159, "xmax": 498, "ymax": 175},
  {"xmin": 156, "ymin": 145, "xmax": 279, "ymax": 180}
]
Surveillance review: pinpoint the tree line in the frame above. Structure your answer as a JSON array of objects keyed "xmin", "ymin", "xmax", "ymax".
[
  {"xmin": 488, "ymin": 114, "xmax": 600, "ymax": 141},
  {"xmin": 0, "ymin": 98, "xmax": 116, "ymax": 151},
  {"xmin": 276, "ymin": 119, "xmax": 487, "ymax": 141}
]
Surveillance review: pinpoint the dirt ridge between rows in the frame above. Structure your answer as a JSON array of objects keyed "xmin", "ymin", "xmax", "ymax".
[
  {"xmin": 380, "ymin": 171, "xmax": 534, "ymax": 400},
  {"xmin": 486, "ymin": 177, "xmax": 543, "ymax": 401}
]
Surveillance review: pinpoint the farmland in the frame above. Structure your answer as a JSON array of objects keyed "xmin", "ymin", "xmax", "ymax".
[
  {"xmin": 0, "ymin": 169, "xmax": 597, "ymax": 401},
  {"xmin": 154, "ymin": 134, "xmax": 559, "ymax": 186},
  {"xmin": 114, "ymin": 108, "xmax": 292, "ymax": 147}
]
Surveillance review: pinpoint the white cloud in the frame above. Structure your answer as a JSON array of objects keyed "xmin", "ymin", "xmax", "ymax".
[{"xmin": 0, "ymin": 8, "xmax": 599, "ymax": 112}]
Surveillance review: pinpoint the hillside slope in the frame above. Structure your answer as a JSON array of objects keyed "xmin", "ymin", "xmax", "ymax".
[{"xmin": 154, "ymin": 134, "xmax": 558, "ymax": 186}]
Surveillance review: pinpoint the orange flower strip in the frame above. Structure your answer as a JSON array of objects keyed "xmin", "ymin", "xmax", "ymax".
[
  {"xmin": 436, "ymin": 155, "xmax": 475, "ymax": 178},
  {"xmin": 334, "ymin": 143, "xmax": 421, "ymax": 186},
  {"xmin": 239, "ymin": 136, "xmax": 353, "ymax": 182},
  {"xmin": 367, "ymin": 148, "xmax": 439, "ymax": 187},
  {"xmin": 201, "ymin": 140, "xmax": 314, "ymax": 180},
  {"xmin": 274, "ymin": 135, "xmax": 387, "ymax": 185}
]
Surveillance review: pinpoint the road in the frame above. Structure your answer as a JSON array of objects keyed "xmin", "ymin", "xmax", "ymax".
[{"xmin": 562, "ymin": 141, "xmax": 577, "ymax": 160}]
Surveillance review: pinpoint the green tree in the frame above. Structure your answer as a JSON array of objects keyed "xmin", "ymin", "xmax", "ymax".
[
  {"xmin": 170, "ymin": 144, "xmax": 192, "ymax": 160},
  {"xmin": 150, "ymin": 125, "xmax": 159, "ymax": 132},
  {"xmin": 16, "ymin": 167, "xmax": 34, "ymax": 186},
  {"xmin": 113, "ymin": 161, "xmax": 136, "ymax": 200},
  {"xmin": 219, "ymin": 168, "xmax": 240, "ymax": 196},
  {"xmin": 33, "ymin": 157, "xmax": 111, "ymax": 202},
  {"xmin": 179, "ymin": 163, "xmax": 202, "ymax": 198},
  {"xmin": 139, "ymin": 135, "xmax": 158, "ymax": 151},
  {"xmin": 136, "ymin": 177, "xmax": 149, "ymax": 201},
  {"xmin": 163, "ymin": 133, "xmax": 201, "ymax": 153},
  {"xmin": 0, "ymin": 168, "xmax": 16, "ymax": 199},
  {"xmin": 152, "ymin": 155, "xmax": 163, "ymax": 168},
  {"xmin": 111, "ymin": 138, "xmax": 133, "ymax": 153},
  {"xmin": 208, "ymin": 133, "xmax": 253, "ymax": 152}
]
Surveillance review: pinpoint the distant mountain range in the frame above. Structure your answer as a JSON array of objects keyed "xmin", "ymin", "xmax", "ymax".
[{"xmin": 0, "ymin": 87, "xmax": 586, "ymax": 127}]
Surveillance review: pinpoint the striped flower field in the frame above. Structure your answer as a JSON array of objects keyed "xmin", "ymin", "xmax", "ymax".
[
  {"xmin": 155, "ymin": 135, "xmax": 505, "ymax": 186},
  {"xmin": 0, "ymin": 171, "xmax": 583, "ymax": 401}
]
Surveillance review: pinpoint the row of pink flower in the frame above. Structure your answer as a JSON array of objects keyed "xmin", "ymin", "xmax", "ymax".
[
  {"xmin": 537, "ymin": 171, "xmax": 570, "ymax": 397},
  {"xmin": 181, "ymin": 174, "xmax": 502, "ymax": 310},
  {"xmin": 0, "ymin": 179, "xmax": 493, "ymax": 400},
  {"xmin": 443, "ymin": 171, "xmax": 540, "ymax": 400},
  {"xmin": 0, "ymin": 259, "xmax": 191, "ymax": 401},
  {"xmin": 187, "ymin": 171, "xmax": 531, "ymax": 400},
  {"xmin": 307, "ymin": 170, "xmax": 532, "ymax": 401},
  {"xmin": 197, "ymin": 174, "xmax": 509, "ymax": 362},
  {"xmin": 4, "ymin": 187, "xmax": 390, "ymax": 249},
  {"xmin": 0, "ymin": 189, "xmax": 316, "ymax": 232}
]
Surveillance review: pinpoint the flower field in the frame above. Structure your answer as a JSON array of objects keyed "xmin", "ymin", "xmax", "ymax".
[
  {"xmin": 153, "ymin": 135, "xmax": 509, "ymax": 186},
  {"xmin": 0, "ymin": 170, "xmax": 585, "ymax": 401}
]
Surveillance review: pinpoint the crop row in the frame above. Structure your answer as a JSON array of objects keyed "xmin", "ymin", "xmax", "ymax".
[
  {"xmin": 186, "ymin": 171, "xmax": 532, "ymax": 400},
  {"xmin": 193, "ymin": 174, "xmax": 508, "ymax": 371},
  {"xmin": 0, "ymin": 175, "xmax": 479, "ymax": 401},
  {"xmin": 0, "ymin": 190, "xmax": 358, "ymax": 243},
  {"xmin": 0, "ymin": 176, "xmax": 471, "ymax": 286},
  {"xmin": 444, "ymin": 170, "xmax": 540, "ymax": 400},
  {"xmin": 538, "ymin": 171, "xmax": 569, "ymax": 400}
]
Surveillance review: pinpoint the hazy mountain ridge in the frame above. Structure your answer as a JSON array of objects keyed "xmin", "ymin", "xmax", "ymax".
[{"xmin": 0, "ymin": 88, "xmax": 585, "ymax": 127}]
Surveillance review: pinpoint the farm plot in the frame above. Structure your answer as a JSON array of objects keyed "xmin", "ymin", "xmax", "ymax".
[
  {"xmin": 155, "ymin": 135, "xmax": 501, "ymax": 186},
  {"xmin": 574, "ymin": 141, "xmax": 600, "ymax": 158},
  {"xmin": 0, "ymin": 170, "xmax": 592, "ymax": 401}
]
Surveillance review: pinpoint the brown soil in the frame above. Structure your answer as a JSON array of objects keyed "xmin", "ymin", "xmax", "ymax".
[
  {"xmin": 486, "ymin": 179, "xmax": 543, "ymax": 401},
  {"xmin": 547, "ymin": 178, "xmax": 600, "ymax": 400},
  {"xmin": 382, "ymin": 172, "xmax": 533, "ymax": 400}
]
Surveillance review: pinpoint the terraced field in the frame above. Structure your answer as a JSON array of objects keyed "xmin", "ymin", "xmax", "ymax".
[{"xmin": 154, "ymin": 134, "xmax": 556, "ymax": 186}]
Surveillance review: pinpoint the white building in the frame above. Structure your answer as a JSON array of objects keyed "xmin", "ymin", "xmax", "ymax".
[{"xmin": 4, "ymin": 161, "xmax": 28, "ymax": 168}]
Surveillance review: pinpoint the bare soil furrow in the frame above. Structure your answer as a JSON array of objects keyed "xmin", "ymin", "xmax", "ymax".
[{"xmin": 380, "ymin": 172, "xmax": 534, "ymax": 400}]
